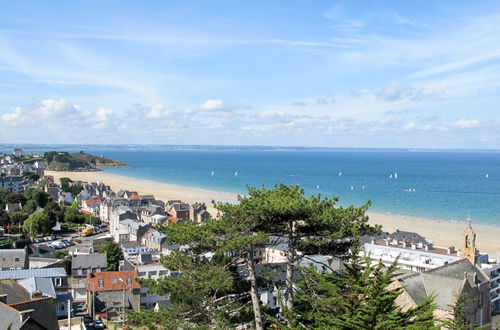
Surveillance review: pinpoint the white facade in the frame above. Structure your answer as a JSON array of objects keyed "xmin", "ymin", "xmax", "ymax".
[{"xmin": 363, "ymin": 241, "xmax": 461, "ymax": 272}]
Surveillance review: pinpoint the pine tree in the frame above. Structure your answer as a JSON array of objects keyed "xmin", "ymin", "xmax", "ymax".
[{"xmin": 292, "ymin": 245, "xmax": 438, "ymax": 329}]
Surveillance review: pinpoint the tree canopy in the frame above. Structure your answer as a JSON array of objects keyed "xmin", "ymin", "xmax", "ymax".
[
  {"xmin": 101, "ymin": 241, "xmax": 124, "ymax": 271},
  {"xmin": 23, "ymin": 211, "xmax": 51, "ymax": 235}
]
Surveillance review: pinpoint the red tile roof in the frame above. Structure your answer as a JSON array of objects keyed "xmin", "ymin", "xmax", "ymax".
[{"xmin": 87, "ymin": 270, "xmax": 140, "ymax": 291}]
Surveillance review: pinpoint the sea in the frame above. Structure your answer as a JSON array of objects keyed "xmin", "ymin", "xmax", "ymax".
[{"xmin": 3, "ymin": 146, "xmax": 500, "ymax": 227}]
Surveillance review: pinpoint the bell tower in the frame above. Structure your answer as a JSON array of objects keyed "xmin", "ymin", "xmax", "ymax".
[{"xmin": 462, "ymin": 217, "xmax": 477, "ymax": 264}]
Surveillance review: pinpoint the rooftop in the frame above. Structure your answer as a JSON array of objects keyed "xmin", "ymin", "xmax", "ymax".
[{"xmin": 87, "ymin": 270, "xmax": 140, "ymax": 291}]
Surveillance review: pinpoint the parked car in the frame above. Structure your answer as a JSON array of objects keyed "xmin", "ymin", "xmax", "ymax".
[
  {"xmin": 93, "ymin": 319, "xmax": 105, "ymax": 329},
  {"xmin": 75, "ymin": 303, "xmax": 85, "ymax": 313}
]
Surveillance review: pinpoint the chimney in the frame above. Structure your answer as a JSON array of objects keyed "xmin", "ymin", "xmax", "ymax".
[{"xmin": 32, "ymin": 290, "xmax": 43, "ymax": 298}]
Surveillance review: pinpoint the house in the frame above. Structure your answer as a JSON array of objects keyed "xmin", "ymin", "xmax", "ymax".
[
  {"xmin": 361, "ymin": 229, "xmax": 461, "ymax": 272},
  {"xmin": 166, "ymin": 200, "xmax": 190, "ymax": 221},
  {"xmin": 141, "ymin": 205, "xmax": 166, "ymax": 224},
  {"xmin": 394, "ymin": 258, "xmax": 491, "ymax": 328},
  {"xmin": 5, "ymin": 203, "xmax": 22, "ymax": 213},
  {"xmin": 118, "ymin": 219, "xmax": 150, "ymax": 244},
  {"xmin": 0, "ymin": 248, "xmax": 29, "ymax": 270},
  {"xmin": 0, "ymin": 176, "xmax": 25, "ymax": 193},
  {"xmin": 0, "ymin": 279, "xmax": 58, "ymax": 330},
  {"xmin": 190, "ymin": 203, "xmax": 210, "ymax": 223},
  {"xmin": 58, "ymin": 192, "xmax": 74, "ymax": 205},
  {"xmin": 142, "ymin": 229, "xmax": 167, "ymax": 251},
  {"xmin": 71, "ymin": 253, "xmax": 108, "ymax": 301},
  {"xmin": 86, "ymin": 270, "xmax": 141, "ymax": 321},
  {"xmin": 45, "ymin": 184, "xmax": 61, "ymax": 200},
  {"xmin": 148, "ymin": 214, "xmax": 168, "ymax": 226},
  {"xmin": 82, "ymin": 199, "xmax": 101, "ymax": 216},
  {"xmin": 120, "ymin": 254, "xmax": 172, "ymax": 309},
  {"xmin": 0, "ymin": 267, "xmax": 71, "ymax": 318}
]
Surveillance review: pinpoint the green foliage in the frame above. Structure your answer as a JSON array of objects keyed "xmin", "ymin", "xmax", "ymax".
[
  {"xmin": 24, "ymin": 188, "xmax": 49, "ymax": 208},
  {"xmin": 22, "ymin": 171, "xmax": 40, "ymax": 182},
  {"xmin": 23, "ymin": 211, "xmax": 52, "ymax": 235},
  {"xmin": 6, "ymin": 193, "xmax": 26, "ymax": 205},
  {"xmin": 9, "ymin": 211, "xmax": 27, "ymax": 224},
  {"xmin": 130, "ymin": 184, "xmax": 381, "ymax": 329},
  {"xmin": 68, "ymin": 184, "xmax": 83, "ymax": 197},
  {"xmin": 63, "ymin": 207, "xmax": 84, "ymax": 223},
  {"xmin": 101, "ymin": 241, "xmax": 124, "ymax": 271},
  {"xmin": 59, "ymin": 177, "xmax": 72, "ymax": 191},
  {"xmin": 38, "ymin": 179, "xmax": 49, "ymax": 188},
  {"xmin": 54, "ymin": 250, "xmax": 69, "ymax": 259},
  {"xmin": 292, "ymin": 247, "xmax": 437, "ymax": 329},
  {"xmin": 71, "ymin": 200, "xmax": 79, "ymax": 208},
  {"xmin": 23, "ymin": 200, "xmax": 38, "ymax": 214},
  {"xmin": 441, "ymin": 293, "xmax": 476, "ymax": 330}
]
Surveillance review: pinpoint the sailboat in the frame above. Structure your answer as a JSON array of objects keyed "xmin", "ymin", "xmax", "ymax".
[
  {"xmin": 338, "ymin": 171, "xmax": 342, "ymax": 176},
  {"xmin": 350, "ymin": 186, "xmax": 354, "ymax": 190},
  {"xmin": 389, "ymin": 174, "xmax": 393, "ymax": 179},
  {"xmin": 316, "ymin": 185, "xmax": 320, "ymax": 189},
  {"xmin": 362, "ymin": 185, "xmax": 365, "ymax": 189},
  {"xmin": 235, "ymin": 171, "xmax": 238, "ymax": 176},
  {"xmin": 485, "ymin": 174, "xmax": 489, "ymax": 178},
  {"xmin": 394, "ymin": 172, "xmax": 398, "ymax": 179},
  {"xmin": 211, "ymin": 171, "xmax": 215, "ymax": 176}
]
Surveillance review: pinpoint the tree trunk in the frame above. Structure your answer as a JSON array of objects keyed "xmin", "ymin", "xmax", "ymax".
[
  {"xmin": 285, "ymin": 224, "xmax": 295, "ymax": 313},
  {"xmin": 247, "ymin": 245, "xmax": 264, "ymax": 330}
]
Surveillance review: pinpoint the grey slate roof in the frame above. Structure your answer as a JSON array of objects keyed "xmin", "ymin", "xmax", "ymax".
[
  {"xmin": 0, "ymin": 248, "xmax": 28, "ymax": 269},
  {"xmin": 0, "ymin": 267, "xmax": 66, "ymax": 279},
  {"xmin": 72, "ymin": 253, "xmax": 107, "ymax": 269},
  {"xmin": 0, "ymin": 279, "xmax": 31, "ymax": 304},
  {"xmin": 17, "ymin": 277, "xmax": 57, "ymax": 297},
  {"xmin": 397, "ymin": 259, "xmax": 486, "ymax": 310}
]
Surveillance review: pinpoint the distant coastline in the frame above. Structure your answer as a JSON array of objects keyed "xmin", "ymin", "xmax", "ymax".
[{"xmin": 2, "ymin": 143, "xmax": 500, "ymax": 153}]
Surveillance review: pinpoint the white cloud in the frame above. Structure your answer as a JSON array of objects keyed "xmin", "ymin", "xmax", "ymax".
[
  {"xmin": 1, "ymin": 107, "xmax": 23, "ymax": 123},
  {"xmin": 146, "ymin": 104, "xmax": 172, "ymax": 118},
  {"xmin": 37, "ymin": 98, "xmax": 79, "ymax": 117},
  {"xmin": 402, "ymin": 121, "xmax": 416, "ymax": 131},
  {"xmin": 200, "ymin": 99, "xmax": 223, "ymax": 111},
  {"xmin": 96, "ymin": 107, "xmax": 113, "ymax": 121},
  {"xmin": 452, "ymin": 119, "xmax": 480, "ymax": 128}
]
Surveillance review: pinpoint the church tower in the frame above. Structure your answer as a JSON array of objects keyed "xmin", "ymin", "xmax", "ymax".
[{"xmin": 462, "ymin": 217, "xmax": 477, "ymax": 264}]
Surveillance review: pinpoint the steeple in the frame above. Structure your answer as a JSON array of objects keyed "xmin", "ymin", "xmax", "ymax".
[{"xmin": 462, "ymin": 217, "xmax": 477, "ymax": 264}]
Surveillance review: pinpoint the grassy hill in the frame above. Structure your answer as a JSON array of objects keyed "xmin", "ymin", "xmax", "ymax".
[{"xmin": 44, "ymin": 151, "xmax": 129, "ymax": 171}]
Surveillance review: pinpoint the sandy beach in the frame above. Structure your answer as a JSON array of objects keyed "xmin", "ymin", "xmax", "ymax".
[{"xmin": 46, "ymin": 170, "xmax": 500, "ymax": 253}]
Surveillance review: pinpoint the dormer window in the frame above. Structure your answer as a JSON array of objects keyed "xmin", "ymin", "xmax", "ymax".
[{"xmin": 98, "ymin": 279, "xmax": 104, "ymax": 288}]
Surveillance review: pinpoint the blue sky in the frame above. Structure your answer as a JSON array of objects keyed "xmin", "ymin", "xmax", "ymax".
[{"xmin": 1, "ymin": 1, "xmax": 500, "ymax": 148}]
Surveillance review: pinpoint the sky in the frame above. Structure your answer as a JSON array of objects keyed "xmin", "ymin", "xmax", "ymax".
[{"xmin": 1, "ymin": 1, "xmax": 500, "ymax": 148}]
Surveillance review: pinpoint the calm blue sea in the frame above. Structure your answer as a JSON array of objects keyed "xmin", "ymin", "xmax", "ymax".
[{"xmin": 4, "ymin": 148, "xmax": 500, "ymax": 226}]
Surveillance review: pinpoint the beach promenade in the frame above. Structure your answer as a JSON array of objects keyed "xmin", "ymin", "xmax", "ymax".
[{"xmin": 46, "ymin": 170, "xmax": 500, "ymax": 253}]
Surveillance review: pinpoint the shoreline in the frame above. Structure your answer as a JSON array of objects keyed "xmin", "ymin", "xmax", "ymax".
[{"xmin": 46, "ymin": 170, "xmax": 500, "ymax": 253}]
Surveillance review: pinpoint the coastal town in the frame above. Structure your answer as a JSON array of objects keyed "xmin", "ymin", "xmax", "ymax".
[{"xmin": 0, "ymin": 148, "xmax": 499, "ymax": 329}]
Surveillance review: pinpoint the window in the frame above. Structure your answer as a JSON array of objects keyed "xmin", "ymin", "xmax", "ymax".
[
  {"xmin": 14, "ymin": 258, "xmax": 20, "ymax": 262},
  {"xmin": 112, "ymin": 278, "xmax": 117, "ymax": 283},
  {"xmin": 55, "ymin": 278, "xmax": 62, "ymax": 286},
  {"xmin": 98, "ymin": 279, "xmax": 104, "ymax": 288},
  {"xmin": 127, "ymin": 277, "xmax": 132, "ymax": 286},
  {"xmin": 148, "ymin": 271, "xmax": 158, "ymax": 276},
  {"xmin": 138, "ymin": 272, "xmax": 146, "ymax": 277}
]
